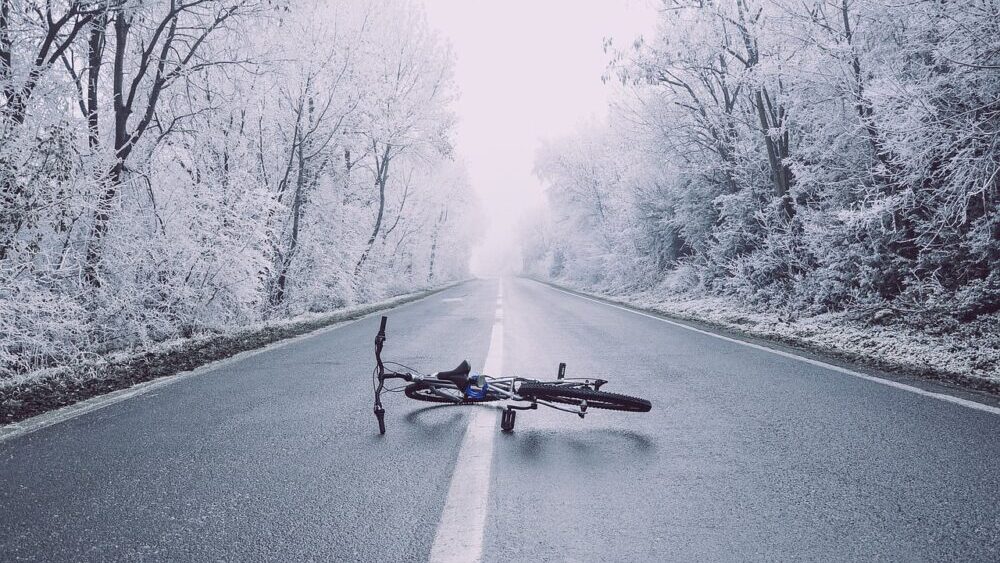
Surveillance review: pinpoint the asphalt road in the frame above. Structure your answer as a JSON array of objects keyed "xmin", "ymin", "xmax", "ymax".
[{"xmin": 2, "ymin": 278, "xmax": 999, "ymax": 561}]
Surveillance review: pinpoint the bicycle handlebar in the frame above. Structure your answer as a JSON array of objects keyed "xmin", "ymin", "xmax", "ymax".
[
  {"xmin": 373, "ymin": 316, "xmax": 413, "ymax": 434},
  {"xmin": 374, "ymin": 316, "xmax": 389, "ymax": 434}
]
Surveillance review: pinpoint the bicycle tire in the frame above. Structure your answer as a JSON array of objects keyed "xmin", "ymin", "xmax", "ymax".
[
  {"xmin": 517, "ymin": 383, "xmax": 651, "ymax": 412},
  {"xmin": 404, "ymin": 381, "xmax": 505, "ymax": 404}
]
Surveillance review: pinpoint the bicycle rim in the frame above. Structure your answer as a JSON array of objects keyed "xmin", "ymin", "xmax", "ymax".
[
  {"xmin": 404, "ymin": 381, "xmax": 504, "ymax": 403},
  {"xmin": 517, "ymin": 383, "xmax": 651, "ymax": 412}
]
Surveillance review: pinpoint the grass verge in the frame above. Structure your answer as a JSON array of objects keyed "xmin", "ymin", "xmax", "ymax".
[
  {"xmin": 534, "ymin": 278, "xmax": 1000, "ymax": 398},
  {"xmin": 1, "ymin": 283, "xmax": 462, "ymax": 425}
]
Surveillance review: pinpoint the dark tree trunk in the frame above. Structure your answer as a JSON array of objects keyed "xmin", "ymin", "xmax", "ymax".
[
  {"xmin": 0, "ymin": 0, "xmax": 10, "ymax": 101},
  {"xmin": 753, "ymin": 87, "xmax": 794, "ymax": 221},
  {"xmin": 354, "ymin": 142, "xmax": 391, "ymax": 277},
  {"xmin": 84, "ymin": 11, "xmax": 131, "ymax": 286},
  {"xmin": 85, "ymin": 12, "xmax": 106, "ymax": 150},
  {"xmin": 427, "ymin": 208, "xmax": 447, "ymax": 282},
  {"xmin": 270, "ymin": 130, "xmax": 308, "ymax": 308}
]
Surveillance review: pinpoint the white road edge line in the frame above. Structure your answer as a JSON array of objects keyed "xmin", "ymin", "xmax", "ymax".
[
  {"xmin": 540, "ymin": 280, "xmax": 1000, "ymax": 417},
  {"xmin": 0, "ymin": 288, "xmax": 454, "ymax": 444},
  {"xmin": 429, "ymin": 279, "xmax": 503, "ymax": 563}
]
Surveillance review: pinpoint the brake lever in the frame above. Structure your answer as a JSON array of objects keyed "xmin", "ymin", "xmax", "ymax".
[
  {"xmin": 374, "ymin": 370, "xmax": 387, "ymax": 435},
  {"xmin": 374, "ymin": 401, "xmax": 386, "ymax": 434}
]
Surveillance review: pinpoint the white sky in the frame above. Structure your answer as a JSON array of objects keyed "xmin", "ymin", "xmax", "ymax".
[{"xmin": 422, "ymin": 0, "xmax": 656, "ymax": 276}]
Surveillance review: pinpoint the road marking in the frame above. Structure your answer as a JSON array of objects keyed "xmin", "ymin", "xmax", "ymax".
[
  {"xmin": 0, "ymin": 285, "xmax": 464, "ymax": 444},
  {"xmin": 540, "ymin": 281, "xmax": 1000, "ymax": 416},
  {"xmin": 429, "ymin": 280, "xmax": 503, "ymax": 563}
]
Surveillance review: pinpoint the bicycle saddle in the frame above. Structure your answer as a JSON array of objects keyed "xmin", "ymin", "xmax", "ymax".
[{"xmin": 435, "ymin": 360, "xmax": 472, "ymax": 387}]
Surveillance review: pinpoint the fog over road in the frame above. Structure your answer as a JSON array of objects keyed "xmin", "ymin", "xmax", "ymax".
[{"xmin": 2, "ymin": 278, "xmax": 999, "ymax": 561}]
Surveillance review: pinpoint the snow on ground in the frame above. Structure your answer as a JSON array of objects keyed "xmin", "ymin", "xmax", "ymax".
[
  {"xmin": 1, "ymin": 283, "xmax": 461, "ymax": 424},
  {"xmin": 552, "ymin": 281, "xmax": 1000, "ymax": 387},
  {"xmin": 2, "ymin": 284, "xmax": 454, "ymax": 391}
]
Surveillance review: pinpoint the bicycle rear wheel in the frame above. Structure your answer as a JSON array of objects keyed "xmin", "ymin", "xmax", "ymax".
[
  {"xmin": 517, "ymin": 383, "xmax": 651, "ymax": 412},
  {"xmin": 404, "ymin": 381, "xmax": 505, "ymax": 404}
]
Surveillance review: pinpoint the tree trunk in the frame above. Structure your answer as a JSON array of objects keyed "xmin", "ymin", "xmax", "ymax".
[
  {"xmin": 427, "ymin": 208, "xmax": 447, "ymax": 282},
  {"xmin": 0, "ymin": 0, "xmax": 17, "ymax": 260},
  {"xmin": 839, "ymin": 0, "xmax": 897, "ymax": 190},
  {"xmin": 354, "ymin": 143, "xmax": 391, "ymax": 277},
  {"xmin": 85, "ymin": 12, "xmax": 105, "ymax": 150},
  {"xmin": 83, "ymin": 12, "xmax": 130, "ymax": 286},
  {"xmin": 84, "ymin": 161, "xmax": 122, "ymax": 286},
  {"xmin": 270, "ymin": 129, "xmax": 308, "ymax": 308},
  {"xmin": 753, "ymin": 87, "xmax": 794, "ymax": 220},
  {"xmin": 0, "ymin": 0, "xmax": 10, "ymax": 101}
]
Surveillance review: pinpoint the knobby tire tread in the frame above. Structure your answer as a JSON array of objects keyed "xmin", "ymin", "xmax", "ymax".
[{"xmin": 516, "ymin": 383, "xmax": 651, "ymax": 412}]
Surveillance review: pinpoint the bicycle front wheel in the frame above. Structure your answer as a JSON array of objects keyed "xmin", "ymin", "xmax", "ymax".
[
  {"xmin": 404, "ymin": 381, "xmax": 505, "ymax": 404},
  {"xmin": 517, "ymin": 383, "xmax": 651, "ymax": 412}
]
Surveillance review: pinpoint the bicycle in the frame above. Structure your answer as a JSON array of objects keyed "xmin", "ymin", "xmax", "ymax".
[{"xmin": 371, "ymin": 316, "xmax": 651, "ymax": 434}]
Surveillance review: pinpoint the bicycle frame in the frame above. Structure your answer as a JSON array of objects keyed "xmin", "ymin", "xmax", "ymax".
[
  {"xmin": 404, "ymin": 374, "xmax": 608, "ymax": 415},
  {"xmin": 373, "ymin": 315, "xmax": 621, "ymax": 434}
]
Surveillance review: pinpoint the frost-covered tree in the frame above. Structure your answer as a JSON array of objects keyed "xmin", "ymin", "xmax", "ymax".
[
  {"xmin": 0, "ymin": 0, "xmax": 476, "ymax": 378},
  {"xmin": 527, "ymin": 0, "xmax": 1000, "ymax": 323}
]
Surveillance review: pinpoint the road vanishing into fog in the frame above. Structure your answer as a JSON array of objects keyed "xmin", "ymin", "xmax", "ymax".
[{"xmin": 2, "ymin": 278, "xmax": 1000, "ymax": 561}]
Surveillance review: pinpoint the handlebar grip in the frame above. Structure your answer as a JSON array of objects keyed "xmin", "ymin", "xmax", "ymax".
[{"xmin": 379, "ymin": 316, "xmax": 387, "ymax": 335}]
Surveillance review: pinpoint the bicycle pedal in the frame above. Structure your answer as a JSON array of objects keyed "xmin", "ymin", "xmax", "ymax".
[{"xmin": 501, "ymin": 408, "xmax": 516, "ymax": 432}]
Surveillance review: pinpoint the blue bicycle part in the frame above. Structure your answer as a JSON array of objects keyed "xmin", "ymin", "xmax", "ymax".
[{"xmin": 465, "ymin": 380, "xmax": 489, "ymax": 400}]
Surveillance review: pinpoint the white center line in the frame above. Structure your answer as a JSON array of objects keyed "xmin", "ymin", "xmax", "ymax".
[{"xmin": 428, "ymin": 280, "xmax": 503, "ymax": 563}]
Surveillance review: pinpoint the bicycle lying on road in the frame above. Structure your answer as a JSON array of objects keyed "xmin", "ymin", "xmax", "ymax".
[{"xmin": 371, "ymin": 316, "xmax": 651, "ymax": 434}]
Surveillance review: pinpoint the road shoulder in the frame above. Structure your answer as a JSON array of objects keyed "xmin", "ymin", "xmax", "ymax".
[
  {"xmin": 529, "ymin": 277, "xmax": 1000, "ymax": 412},
  {"xmin": 1, "ymin": 281, "xmax": 468, "ymax": 434}
]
